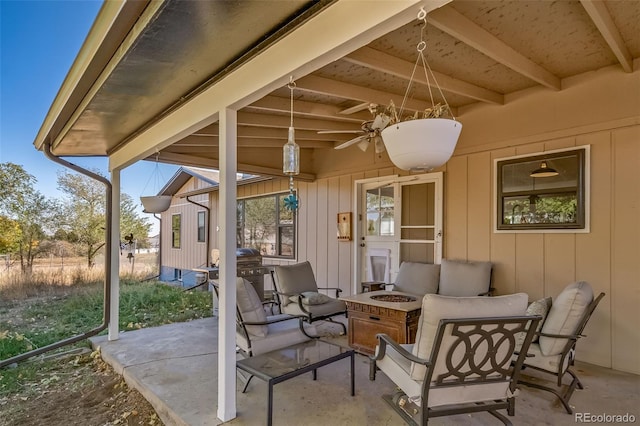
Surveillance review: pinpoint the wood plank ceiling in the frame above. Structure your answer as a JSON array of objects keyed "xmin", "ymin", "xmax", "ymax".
[{"xmin": 46, "ymin": 0, "xmax": 640, "ymax": 178}]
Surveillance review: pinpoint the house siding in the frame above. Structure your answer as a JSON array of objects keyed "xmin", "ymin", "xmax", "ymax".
[{"xmin": 161, "ymin": 64, "xmax": 639, "ymax": 373}]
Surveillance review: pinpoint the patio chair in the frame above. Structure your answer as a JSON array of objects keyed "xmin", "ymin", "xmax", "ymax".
[
  {"xmin": 390, "ymin": 259, "xmax": 493, "ymax": 297},
  {"xmin": 437, "ymin": 259, "xmax": 494, "ymax": 297},
  {"xmin": 271, "ymin": 261, "xmax": 347, "ymax": 335},
  {"xmin": 370, "ymin": 293, "xmax": 539, "ymax": 425},
  {"xmin": 212, "ymin": 278, "xmax": 314, "ymax": 391},
  {"xmin": 517, "ymin": 281, "xmax": 605, "ymax": 414}
]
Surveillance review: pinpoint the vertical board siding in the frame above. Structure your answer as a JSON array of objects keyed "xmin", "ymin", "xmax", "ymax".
[
  {"xmin": 441, "ymin": 124, "xmax": 640, "ymax": 372},
  {"xmin": 575, "ymin": 132, "xmax": 612, "ymax": 367},
  {"xmin": 167, "ymin": 122, "xmax": 637, "ymax": 373},
  {"xmin": 611, "ymin": 126, "xmax": 640, "ymax": 372},
  {"xmin": 466, "ymin": 152, "xmax": 491, "ymax": 261},
  {"xmin": 444, "ymin": 156, "xmax": 468, "ymax": 259},
  {"xmin": 490, "ymin": 147, "xmax": 517, "ymax": 295}
]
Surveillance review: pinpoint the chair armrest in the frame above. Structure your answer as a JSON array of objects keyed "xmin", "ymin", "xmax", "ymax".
[
  {"xmin": 370, "ymin": 333, "xmax": 431, "ymax": 366},
  {"xmin": 242, "ymin": 314, "xmax": 307, "ymax": 327},
  {"xmin": 317, "ymin": 286, "xmax": 342, "ymax": 298},
  {"xmin": 536, "ymin": 331, "xmax": 580, "ymax": 340}
]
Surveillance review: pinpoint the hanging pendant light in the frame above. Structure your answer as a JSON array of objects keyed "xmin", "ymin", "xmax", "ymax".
[
  {"xmin": 283, "ymin": 76, "xmax": 299, "ymax": 211},
  {"xmin": 530, "ymin": 161, "xmax": 559, "ymax": 178}
]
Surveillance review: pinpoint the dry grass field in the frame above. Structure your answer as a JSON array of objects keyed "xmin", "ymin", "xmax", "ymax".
[{"xmin": 0, "ymin": 251, "xmax": 212, "ymax": 426}]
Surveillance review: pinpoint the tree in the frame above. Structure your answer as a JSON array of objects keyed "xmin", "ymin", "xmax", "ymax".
[
  {"xmin": 57, "ymin": 170, "xmax": 153, "ymax": 267},
  {"xmin": 120, "ymin": 193, "xmax": 152, "ymax": 249},
  {"xmin": 0, "ymin": 216, "xmax": 21, "ymax": 256},
  {"xmin": 57, "ymin": 170, "xmax": 108, "ymax": 268},
  {"xmin": 0, "ymin": 163, "xmax": 57, "ymax": 272},
  {"xmin": 0, "ymin": 162, "xmax": 36, "ymax": 214}
]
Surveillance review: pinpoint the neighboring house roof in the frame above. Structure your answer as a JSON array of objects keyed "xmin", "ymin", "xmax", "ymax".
[
  {"xmin": 158, "ymin": 166, "xmax": 220, "ymax": 196},
  {"xmin": 157, "ymin": 166, "xmax": 263, "ymax": 197}
]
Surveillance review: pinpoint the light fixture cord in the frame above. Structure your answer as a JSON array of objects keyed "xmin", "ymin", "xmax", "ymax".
[{"xmin": 288, "ymin": 76, "xmax": 296, "ymax": 128}]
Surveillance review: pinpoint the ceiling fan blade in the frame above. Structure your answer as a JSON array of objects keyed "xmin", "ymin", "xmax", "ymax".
[
  {"xmin": 334, "ymin": 135, "xmax": 367, "ymax": 150},
  {"xmin": 357, "ymin": 139, "xmax": 370, "ymax": 152},
  {"xmin": 338, "ymin": 102, "xmax": 372, "ymax": 115},
  {"xmin": 317, "ymin": 129, "xmax": 364, "ymax": 135}
]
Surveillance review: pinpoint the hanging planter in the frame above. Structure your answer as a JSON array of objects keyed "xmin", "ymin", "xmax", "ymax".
[
  {"xmin": 380, "ymin": 8, "xmax": 462, "ymax": 171},
  {"xmin": 140, "ymin": 195, "xmax": 172, "ymax": 213},
  {"xmin": 140, "ymin": 152, "xmax": 172, "ymax": 213},
  {"xmin": 381, "ymin": 118, "xmax": 462, "ymax": 171}
]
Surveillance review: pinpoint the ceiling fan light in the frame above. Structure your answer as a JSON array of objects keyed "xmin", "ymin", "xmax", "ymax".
[
  {"xmin": 374, "ymin": 135, "xmax": 385, "ymax": 153},
  {"xmin": 357, "ymin": 139, "xmax": 370, "ymax": 152},
  {"xmin": 530, "ymin": 161, "xmax": 558, "ymax": 178}
]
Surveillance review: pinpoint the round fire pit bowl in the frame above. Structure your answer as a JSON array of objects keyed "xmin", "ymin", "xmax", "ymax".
[{"xmin": 370, "ymin": 294, "xmax": 417, "ymax": 303}]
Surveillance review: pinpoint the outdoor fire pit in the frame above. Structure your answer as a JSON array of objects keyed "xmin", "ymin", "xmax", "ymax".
[{"xmin": 370, "ymin": 294, "xmax": 416, "ymax": 303}]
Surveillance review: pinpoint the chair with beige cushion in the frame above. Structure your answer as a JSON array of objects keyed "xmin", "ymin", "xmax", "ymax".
[
  {"xmin": 271, "ymin": 261, "xmax": 347, "ymax": 335},
  {"xmin": 213, "ymin": 278, "xmax": 315, "ymax": 391},
  {"xmin": 517, "ymin": 281, "xmax": 605, "ymax": 414},
  {"xmin": 390, "ymin": 259, "xmax": 493, "ymax": 297},
  {"xmin": 370, "ymin": 293, "xmax": 540, "ymax": 425}
]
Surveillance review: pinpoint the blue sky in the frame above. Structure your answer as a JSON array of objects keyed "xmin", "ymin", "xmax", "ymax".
[{"xmin": 1, "ymin": 1, "xmax": 178, "ymax": 234}]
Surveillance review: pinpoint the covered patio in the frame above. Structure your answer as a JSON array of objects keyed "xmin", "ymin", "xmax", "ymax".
[
  {"xmin": 32, "ymin": 0, "xmax": 639, "ymax": 423},
  {"xmin": 89, "ymin": 317, "xmax": 639, "ymax": 425}
]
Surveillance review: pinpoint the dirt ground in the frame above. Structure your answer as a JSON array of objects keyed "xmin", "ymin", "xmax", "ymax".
[
  {"xmin": 0, "ymin": 350, "xmax": 163, "ymax": 426},
  {"xmin": 0, "ymin": 253, "xmax": 165, "ymax": 426}
]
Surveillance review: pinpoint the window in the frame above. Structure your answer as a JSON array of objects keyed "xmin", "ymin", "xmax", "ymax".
[
  {"xmin": 366, "ymin": 186, "xmax": 395, "ymax": 236},
  {"xmin": 172, "ymin": 214, "xmax": 181, "ymax": 248},
  {"xmin": 496, "ymin": 147, "xmax": 588, "ymax": 231},
  {"xmin": 237, "ymin": 192, "xmax": 295, "ymax": 258},
  {"xmin": 197, "ymin": 211, "xmax": 206, "ymax": 242}
]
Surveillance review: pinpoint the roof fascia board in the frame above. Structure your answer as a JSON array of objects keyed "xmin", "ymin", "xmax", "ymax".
[
  {"xmin": 47, "ymin": 0, "xmax": 165, "ymax": 153},
  {"xmin": 33, "ymin": 0, "xmax": 135, "ymax": 150},
  {"xmin": 109, "ymin": 0, "xmax": 452, "ymax": 171}
]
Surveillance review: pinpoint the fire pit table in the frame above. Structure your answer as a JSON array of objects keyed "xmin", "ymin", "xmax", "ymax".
[{"xmin": 340, "ymin": 290, "xmax": 422, "ymax": 355}]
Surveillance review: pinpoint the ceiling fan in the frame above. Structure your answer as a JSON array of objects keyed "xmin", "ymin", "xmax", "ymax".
[{"xmin": 318, "ymin": 104, "xmax": 391, "ymax": 153}]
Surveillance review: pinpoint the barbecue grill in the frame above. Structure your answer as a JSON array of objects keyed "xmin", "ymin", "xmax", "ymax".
[{"xmin": 199, "ymin": 248, "xmax": 273, "ymax": 300}]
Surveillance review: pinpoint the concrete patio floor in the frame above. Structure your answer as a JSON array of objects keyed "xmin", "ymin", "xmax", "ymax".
[{"xmin": 90, "ymin": 317, "xmax": 639, "ymax": 426}]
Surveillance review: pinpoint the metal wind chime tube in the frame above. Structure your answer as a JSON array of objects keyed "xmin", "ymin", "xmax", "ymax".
[{"xmin": 283, "ymin": 76, "xmax": 299, "ymax": 211}]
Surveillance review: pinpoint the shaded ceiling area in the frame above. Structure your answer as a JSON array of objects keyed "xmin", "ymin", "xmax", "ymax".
[{"xmin": 36, "ymin": 0, "xmax": 639, "ymax": 179}]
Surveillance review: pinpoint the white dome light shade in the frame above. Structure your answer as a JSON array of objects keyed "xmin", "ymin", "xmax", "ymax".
[
  {"xmin": 381, "ymin": 118, "xmax": 462, "ymax": 171},
  {"xmin": 140, "ymin": 195, "xmax": 172, "ymax": 213}
]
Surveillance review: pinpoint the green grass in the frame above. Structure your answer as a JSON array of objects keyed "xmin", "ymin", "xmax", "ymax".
[{"xmin": 0, "ymin": 280, "xmax": 212, "ymax": 396}]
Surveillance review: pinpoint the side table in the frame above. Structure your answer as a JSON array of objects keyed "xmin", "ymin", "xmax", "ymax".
[{"xmin": 362, "ymin": 281, "xmax": 385, "ymax": 292}]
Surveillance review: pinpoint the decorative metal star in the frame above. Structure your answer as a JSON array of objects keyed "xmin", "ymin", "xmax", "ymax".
[{"xmin": 283, "ymin": 193, "xmax": 298, "ymax": 211}]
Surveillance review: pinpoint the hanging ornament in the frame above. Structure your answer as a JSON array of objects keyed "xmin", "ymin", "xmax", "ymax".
[{"xmin": 283, "ymin": 76, "xmax": 300, "ymax": 211}]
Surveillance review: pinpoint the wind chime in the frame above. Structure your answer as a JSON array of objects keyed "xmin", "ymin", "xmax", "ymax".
[{"xmin": 283, "ymin": 76, "xmax": 299, "ymax": 211}]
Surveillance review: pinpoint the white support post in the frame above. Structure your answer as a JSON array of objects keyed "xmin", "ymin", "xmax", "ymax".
[
  {"xmin": 217, "ymin": 107, "xmax": 237, "ymax": 421},
  {"xmin": 108, "ymin": 168, "xmax": 121, "ymax": 340}
]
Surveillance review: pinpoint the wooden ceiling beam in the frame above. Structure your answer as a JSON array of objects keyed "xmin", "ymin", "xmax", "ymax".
[
  {"xmin": 429, "ymin": 6, "xmax": 561, "ymax": 90},
  {"xmin": 156, "ymin": 151, "xmax": 316, "ymax": 181},
  {"xmin": 195, "ymin": 111, "xmax": 361, "ymax": 133},
  {"xmin": 580, "ymin": 0, "xmax": 633, "ymax": 73},
  {"xmin": 344, "ymin": 46, "xmax": 503, "ymax": 104},
  {"xmin": 170, "ymin": 135, "xmax": 334, "ymax": 149},
  {"xmin": 247, "ymin": 95, "xmax": 372, "ymax": 122},
  {"xmin": 296, "ymin": 74, "xmax": 439, "ymax": 113},
  {"xmin": 190, "ymin": 126, "xmax": 355, "ymax": 141}
]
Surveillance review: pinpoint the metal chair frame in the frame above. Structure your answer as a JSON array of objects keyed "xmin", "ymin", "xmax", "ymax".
[
  {"xmin": 518, "ymin": 292, "xmax": 605, "ymax": 414},
  {"xmin": 370, "ymin": 315, "xmax": 541, "ymax": 425}
]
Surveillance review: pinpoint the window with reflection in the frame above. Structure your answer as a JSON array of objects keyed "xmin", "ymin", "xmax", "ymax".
[
  {"xmin": 236, "ymin": 192, "xmax": 295, "ymax": 258},
  {"xmin": 366, "ymin": 186, "xmax": 395, "ymax": 236},
  {"xmin": 497, "ymin": 148, "xmax": 587, "ymax": 230}
]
